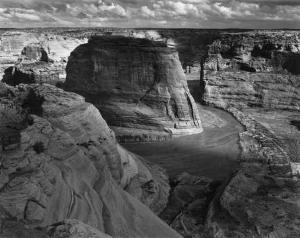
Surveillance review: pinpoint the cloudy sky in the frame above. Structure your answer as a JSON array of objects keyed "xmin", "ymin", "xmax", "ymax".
[{"xmin": 0, "ymin": 0, "xmax": 299, "ymax": 28}]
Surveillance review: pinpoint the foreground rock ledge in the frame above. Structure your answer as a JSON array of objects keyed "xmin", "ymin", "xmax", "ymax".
[
  {"xmin": 64, "ymin": 36, "xmax": 203, "ymax": 142},
  {"xmin": 0, "ymin": 83, "xmax": 181, "ymax": 238}
]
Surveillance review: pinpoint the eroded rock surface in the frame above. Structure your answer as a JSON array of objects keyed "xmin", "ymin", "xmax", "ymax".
[
  {"xmin": 64, "ymin": 36, "xmax": 203, "ymax": 142},
  {"xmin": 0, "ymin": 84, "xmax": 180, "ymax": 238}
]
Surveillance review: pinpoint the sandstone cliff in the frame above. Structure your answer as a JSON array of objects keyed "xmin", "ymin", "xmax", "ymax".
[
  {"xmin": 0, "ymin": 83, "xmax": 180, "ymax": 238},
  {"xmin": 64, "ymin": 36, "xmax": 203, "ymax": 142}
]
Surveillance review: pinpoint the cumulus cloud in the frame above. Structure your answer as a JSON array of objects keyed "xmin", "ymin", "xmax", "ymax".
[{"xmin": 0, "ymin": 0, "xmax": 298, "ymax": 28}]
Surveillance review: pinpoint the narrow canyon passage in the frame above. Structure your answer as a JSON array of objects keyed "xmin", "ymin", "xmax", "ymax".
[{"xmin": 124, "ymin": 105, "xmax": 244, "ymax": 181}]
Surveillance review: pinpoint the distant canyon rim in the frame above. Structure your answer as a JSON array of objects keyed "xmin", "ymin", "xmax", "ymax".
[{"xmin": 0, "ymin": 28, "xmax": 299, "ymax": 238}]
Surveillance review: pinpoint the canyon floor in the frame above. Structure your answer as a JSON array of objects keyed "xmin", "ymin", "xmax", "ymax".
[{"xmin": 124, "ymin": 105, "xmax": 244, "ymax": 181}]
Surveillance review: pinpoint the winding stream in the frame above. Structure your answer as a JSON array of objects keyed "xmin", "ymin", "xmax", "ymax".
[{"xmin": 124, "ymin": 105, "xmax": 244, "ymax": 181}]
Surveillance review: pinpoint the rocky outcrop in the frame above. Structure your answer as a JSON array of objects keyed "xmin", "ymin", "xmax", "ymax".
[
  {"xmin": 64, "ymin": 36, "xmax": 203, "ymax": 142},
  {"xmin": 0, "ymin": 84, "xmax": 180, "ymax": 238}
]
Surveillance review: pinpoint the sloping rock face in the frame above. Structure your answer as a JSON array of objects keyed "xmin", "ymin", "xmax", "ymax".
[
  {"xmin": 64, "ymin": 36, "xmax": 203, "ymax": 142},
  {"xmin": 0, "ymin": 84, "xmax": 179, "ymax": 238}
]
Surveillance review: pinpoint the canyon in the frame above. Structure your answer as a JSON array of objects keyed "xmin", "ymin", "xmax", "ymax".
[{"xmin": 0, "ymin": 28, "xmax": 299, "ymax": 238}]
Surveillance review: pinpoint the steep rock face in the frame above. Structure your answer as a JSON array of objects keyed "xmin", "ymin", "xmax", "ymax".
[
  {"xmin": 0, "ymin": 84, "xmax": 179, "ymax": 238},
  {"xmin": 64, "ymin": 36, "xmax": 202, "ymax": 142}
]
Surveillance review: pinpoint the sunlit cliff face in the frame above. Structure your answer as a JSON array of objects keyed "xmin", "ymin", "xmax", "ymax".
[{"xmin": 0, "ymin": 0, "xmax": 299, "ymax": 28}]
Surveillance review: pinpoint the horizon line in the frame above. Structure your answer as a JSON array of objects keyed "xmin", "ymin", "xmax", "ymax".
[{"xmin": 0, "ymin": 26, "xmax": 300, "ymax": 30}]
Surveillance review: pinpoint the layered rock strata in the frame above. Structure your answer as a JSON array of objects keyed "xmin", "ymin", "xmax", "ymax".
[
  {"xmin": 64, "ymin": 36, "xmax": 203, "ymax": 142},
  {"xmin": 0, "ymin": 84, "xmax": 180, "ymax": 238}
]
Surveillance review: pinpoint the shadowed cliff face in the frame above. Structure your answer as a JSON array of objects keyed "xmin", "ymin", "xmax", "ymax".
[{"xmin": 64, "ymin": 36, "xmax": 203, "ymax": 142}]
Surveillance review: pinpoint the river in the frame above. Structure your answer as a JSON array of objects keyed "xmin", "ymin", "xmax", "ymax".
[{"xmin": 123, "ymin": 105, "xmax": 244, "ymax": 181}]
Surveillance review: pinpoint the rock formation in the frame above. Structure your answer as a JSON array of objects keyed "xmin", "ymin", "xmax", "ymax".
[
  {"xmin": 64, "ymin": 36, "xmax": 202, "ymax": 142},
  {"xmin": 0, "ymin": 83, "xmax": 180, "ymax": 238}
]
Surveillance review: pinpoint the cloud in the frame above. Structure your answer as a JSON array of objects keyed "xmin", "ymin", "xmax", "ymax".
[
  {"xmin": 214, "ymin": 2, "xmax": 259, "ymax": 18},
  {"xmin": 0, "ymin": 0, "xmax": 299, "ymax": 28},
  {"xmin": 141, "ymin": 6, "xmax": 155, "ymax": 18},
  {"xmin": 98, "ymin": 1, "xmax": 128, "ymax": 17}
]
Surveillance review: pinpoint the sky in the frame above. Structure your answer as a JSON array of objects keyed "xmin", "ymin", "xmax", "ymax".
[{"xmin": 0, "ymin": 0, "xmax": 299, "ymax": 29}]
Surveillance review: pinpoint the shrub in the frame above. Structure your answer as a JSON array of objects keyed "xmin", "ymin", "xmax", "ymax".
[{"xmin": 33, "ymin": 141, "xmax": 45, "ymax": 154}]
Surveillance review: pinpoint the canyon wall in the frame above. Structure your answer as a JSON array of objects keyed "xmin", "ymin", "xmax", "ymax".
[
  {"xmin": 64, "ymin": 36, "xmax": 203, "ymax": 142},
  {"xmin": 0, "ymin": 83, "xmax": 180, "ymax": 238},
  {"xmin": 201, "ymin": 31, "xmax": 300, "ymax": 238}
]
